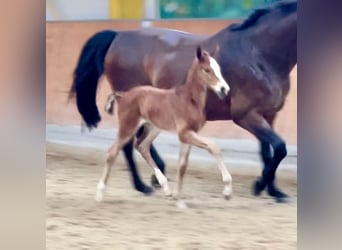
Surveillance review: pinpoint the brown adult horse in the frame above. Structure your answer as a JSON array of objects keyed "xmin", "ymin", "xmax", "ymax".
[{"xmin": 69, "ymin": 0, "xmax": 297, "ymax": 203}]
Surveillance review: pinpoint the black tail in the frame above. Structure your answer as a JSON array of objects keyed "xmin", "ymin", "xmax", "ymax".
[{"xmin": 68, "ymin": 30, "xmax": 117, "ymax": 129}]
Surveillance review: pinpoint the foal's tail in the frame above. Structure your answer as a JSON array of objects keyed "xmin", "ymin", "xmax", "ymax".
[
  {"xmin": 68, "ymin": 30, "xmax": 117, "ymax": 129},
  {"xmin": 104, "ymin": 93, "xmax": 122, "ymax": 115}
]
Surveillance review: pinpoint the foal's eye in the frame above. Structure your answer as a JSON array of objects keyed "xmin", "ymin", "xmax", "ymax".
[{"xmin": 204, "ymin": 68, "xmax": 211, "ymax": 73}]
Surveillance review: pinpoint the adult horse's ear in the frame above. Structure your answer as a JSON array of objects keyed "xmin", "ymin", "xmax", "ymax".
[{"xmin": 196, "ymin": 46, "xmax": 204, "ymax": 61}]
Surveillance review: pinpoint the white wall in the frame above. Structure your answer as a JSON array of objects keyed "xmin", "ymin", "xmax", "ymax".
[{"xmin": 46, "ymin": 0, "xmax": 109, "ymax": 21}]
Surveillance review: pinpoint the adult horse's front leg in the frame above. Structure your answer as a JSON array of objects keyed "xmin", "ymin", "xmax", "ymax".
[{"xmin": 234, "ymin": 110, "xmax": 289, "ymax": 203}]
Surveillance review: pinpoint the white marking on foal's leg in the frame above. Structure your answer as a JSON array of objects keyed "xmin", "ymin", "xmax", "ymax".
[
  {"xmin": 94, "ymin": 142, "xmax": 121, "ymax": 202},
  {"xmin": 154, "ymin": 168, "xmax": 171, "ymax": 196},
  {"xmin": 95, "ymin": 181, "xmax": 106, "ymax": 202},
  {"xmin": 220, "ymin": 166, "xmax": 233, "ymax": 199}
]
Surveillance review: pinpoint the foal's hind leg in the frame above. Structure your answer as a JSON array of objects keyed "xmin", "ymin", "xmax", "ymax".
[
  {"xmin": 135, "ymin": 127, "xmax": 171, "ymax": 196},
  {"xmin": 179, "ymin": 130, "xmax": 232, "ymax": 199},
  {"xmin": 136, "ymin": 124, "xmax": 166, "ymax": 188},
  {"xmin": 96, "ymin": 124, "xmax": 138, "ymax": 201},
  {"xmin": 95, "ymin": 138, "xmax": 128, "ymax": 202}
]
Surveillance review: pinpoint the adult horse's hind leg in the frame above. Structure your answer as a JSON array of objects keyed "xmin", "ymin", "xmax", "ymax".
[
  {"xmin": 259, "ymin": 114, "xmax": 288, "ymax": 199},
  {"xmin": 234, "ymin": 110, "xmax": 288, "ymax": 203},
  {"xmin": 179, "ymin": 130, "xmax": 233, "ymax": 199},
  {"xmin": 122, "ymin": 139, "xmax": 154, "ymax": 194}
]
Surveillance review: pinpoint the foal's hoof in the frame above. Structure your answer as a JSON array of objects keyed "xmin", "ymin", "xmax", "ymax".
[
  {"xmin": 223, "ymin": 190, "xmax": 232, "ymax": 200},
  {"xmin": 151, "ymin": 175, "xmax": 161, "ymax": 189},
  {"xmin": 253, "ymin": 178, "xmax": 266, "ymax": 196},
  {"xmin": 95, "ymin": 182, "xmax": 106, "ymax": 202},
  {"xmin": 223, "ymin": 186, "xmax": 232, "ymax": 200},
  {"xmin": 223, "ymin": 194, "xmax": 232, "ymax": 200},
  {"xmin": 95, "ymin": 191, "xmax": 104, "ymax": 202},
  {"xmin": 176, "ymin": 200, "xmax": 188, "ymax": 209},
  {"xmin": 163, "ymin": 186, "xmax": 172, "ymax": 197},
  {"xmin": 135, "ymin": 183, "xmax": 154, "ymax": 195}
]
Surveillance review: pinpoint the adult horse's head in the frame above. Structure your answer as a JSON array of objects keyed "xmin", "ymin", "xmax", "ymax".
[{"xmin": 195, "ymin": 46, "xmax": 230, "ymax": 100}]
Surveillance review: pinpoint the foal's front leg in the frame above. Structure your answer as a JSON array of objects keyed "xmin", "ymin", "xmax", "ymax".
[
  {"xmin": 135, "ymin": 127, "xmax": 171, "ymax": 196},
  {"xmin": 173, "ymin": 143, "xmax": 191, "ymax": 199},
  {"xmin": 179, "ymin": 130, "xmax": 232, "ymax": 199}
]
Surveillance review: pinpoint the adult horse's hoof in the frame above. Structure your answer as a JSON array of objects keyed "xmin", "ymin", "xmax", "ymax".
[
  {"xmin": 253, "ymin": 178, "xmax": 266, "ymax": 196},
  {"xmin": 134, "ymin": 182, "xmax": 154, "ymax": 195},
  {"xmin": 151, "ymin": 174, "xmax": 161, "ymax": 189},
  {"xmin": 274, "ymin": 195, "xmax": 290, "ymax": 203},
  {"xmin": 268, "ymin": 186, "xmax": 289, "ymax": 203}
]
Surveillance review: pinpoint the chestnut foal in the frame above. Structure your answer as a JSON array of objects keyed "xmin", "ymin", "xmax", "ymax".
[{"xmin": 96, "ymin": 46, "xmax": 232, "ymax": 202}]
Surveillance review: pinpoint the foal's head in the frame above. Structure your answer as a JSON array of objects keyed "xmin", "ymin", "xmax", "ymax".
[{"xmin": 194, "ymin": 46, "xmax": 230, "ymax": 100}]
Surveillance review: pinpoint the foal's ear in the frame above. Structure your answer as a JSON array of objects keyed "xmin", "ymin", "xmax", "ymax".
[
  {"xmin": 211, "ymin": 44, "xmax": 220, "ymax": 59},
  {"xmin": 196, "ymin": 46, "xmax": 204, "ymax": 62}
]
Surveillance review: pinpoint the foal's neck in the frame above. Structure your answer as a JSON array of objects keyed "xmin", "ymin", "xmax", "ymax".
[{"xmin": 183, "ymin": 63, "xmax": 207, "ymax": 108}]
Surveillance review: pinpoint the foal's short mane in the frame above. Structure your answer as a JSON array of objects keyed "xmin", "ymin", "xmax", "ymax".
[{"xmin": 229, "ymin": 0, "xmax": 297, "ymax": 31}]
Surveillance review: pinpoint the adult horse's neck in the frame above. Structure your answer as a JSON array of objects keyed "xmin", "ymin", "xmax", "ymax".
[
  {"xmin": 183, "ymin": 62, "xmax": 207, "ymax": 109},
  {"xmin": 215, "ymin": 2, "xmax": 297, "ymax": 79},
  {"xmin": 250, "ymin": 11, "xmax": 297, "ymax": 78}
]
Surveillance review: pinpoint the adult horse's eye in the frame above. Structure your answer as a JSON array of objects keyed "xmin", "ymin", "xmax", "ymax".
[{"xmin": 204, "ymin": 68, "xmax": 211, "ymax": 73}]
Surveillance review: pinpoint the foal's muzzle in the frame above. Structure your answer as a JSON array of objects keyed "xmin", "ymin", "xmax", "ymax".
[{"xmin": 216, "ymin": 86, "xmax": 229, "ymax": 100}]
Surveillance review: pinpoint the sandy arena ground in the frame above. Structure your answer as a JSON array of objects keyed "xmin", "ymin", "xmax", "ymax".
[{"xmin": 46, "ymin": 143, "xmax": 297, "ymax": 250}]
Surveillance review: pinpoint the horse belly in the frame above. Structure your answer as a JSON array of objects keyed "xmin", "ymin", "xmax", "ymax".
[{"xmin": 141, "ymin": 106, "xmax": 177, "ymax": 133}]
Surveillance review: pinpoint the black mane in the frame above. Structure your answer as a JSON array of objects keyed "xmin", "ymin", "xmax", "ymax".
[{"xmin": 229, "ymin": 0, "xmax": 297, "ymax": 31}]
